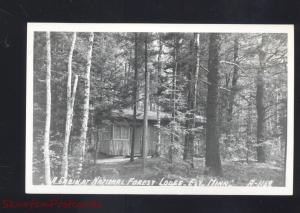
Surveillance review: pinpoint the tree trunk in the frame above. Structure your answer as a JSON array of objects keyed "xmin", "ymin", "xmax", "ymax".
[
  {"xmin": 77, "ymin": 32, "xmax": 94, "ymax": 177},
  {"xmin": 256, "ymin": 34, "xmax": 267, "ymax": 163},
  {"xmin": 184, "ymin": 70, "xmax": 194, "ymax": 163},
  {"xmin": 155, "ymin": 35, "xmax": 162, "ymax": 157},
  {"xmin": 94, "ymin": 128, "xmax": 99, "ymax": 165},
  {"xmin": 205, "ymin": 33, "xmax": 223, "ymax": 177},
  {"xmin": 184, "ymin": 34, "xmax": 199, "ymax": 165},
  {"xmin": 282, "ymin": 63, "xmax": 288, "ymax": 185},
  {"xmin": 61, "ymin": 32, "xmax": 77, "ymax": 179},
  {"xmin": 227, "ymin": 36, "xmax": 239, "ymax": 130},
  {"xmin": 169, "ymin": 35, "xmax": 178, "ymax": 164},
  {"xmin": 142, "ymin": 33, "xmax": 149, "ymax": 170},
  {"xmin": 246, "ymin": 103, "xmax": 252, "ymax": 164},
  {"xmin": 130, "ymin": 33, "xmax": 138, "ymax": 162},
  {"xmin": 125, "ymin": 50, "xmax": 132, "ymax": 85},
  {"xmin": 124, "ymin": 62, "xmax": 128, "ymax": 85},
  {"xmin": 194, "ymin": 33, "xmax": 200, "ymax": 120},
  {"xmin": 224, "ymin": 36, "xmax": 239, "ymax": 151},
  {"xmin": 44, "ymin": 31, "xmax": 52, "ymax": 185},
  {"xmin": 128, "ymin": 50, "xmax": 132, "ymax": 76}
]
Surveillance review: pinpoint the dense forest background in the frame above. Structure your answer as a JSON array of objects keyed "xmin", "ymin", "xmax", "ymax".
[{"xmin": 32, "ymin": 31, "xmax": 288, "ymax": 186}]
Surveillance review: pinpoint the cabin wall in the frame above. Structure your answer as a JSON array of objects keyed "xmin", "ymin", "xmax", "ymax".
[
  {"xmin": 132, "ymin": 126, "xmax": 142, "ymax": 155},
  {"xmin": 133, "ymin": 124, "xmax": 171, "ymax": 156},
  {"xmin": 97, "ymin": 123, "xmax": 131, "ymax": 156},
  {"xmin": 96, "ymin": 122, "xmax": 166, "ymax": 157},
  {"xmin": 133, "ymin": 125, "xmax": 159, "ymax": 156},
  {"xmin": 95, "ymin": 121, "xmax": 203, "ymax": 158},
  {"xmin": 110, "ymin": 124, "xmax": 131, "ymax": 156},
  {"xmin": 131, "ymin": 125, "xmax": 155, "ymax": 156},
  {"xmin": 97, "ymin": 123, "xmax": 113, "ymax": 156}
]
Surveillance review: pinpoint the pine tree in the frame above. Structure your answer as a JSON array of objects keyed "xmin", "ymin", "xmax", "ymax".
[
  {"xmin": 169, "ymin": 35, "xmax": 179, "ymax": 163},
  {"xmin": 256, "ymin": 34, "xmax": 267, "ymax": 162},
  {"xmin": 142, "ymin": 33, "xmax": 149, "ymax": 170},
  {"xmin": 130, "ymin": 33, "xmax": 138, "ymax": 162},
  {"xmin": 227, "ymin": 36, "xmax": 239, "ymax": 132},
  {"xmin": 205, "ymin": 33, "xmax": 223, "ymax": 176},
  {"xmin": 154, "ymin": 34, "xmax": 163, "ymax": 157}
]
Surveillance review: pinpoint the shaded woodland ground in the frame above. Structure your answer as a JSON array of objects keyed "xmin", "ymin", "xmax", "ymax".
[{"xmin": 80, "ymin": 157, "xmax": 284, "ymax": 186}]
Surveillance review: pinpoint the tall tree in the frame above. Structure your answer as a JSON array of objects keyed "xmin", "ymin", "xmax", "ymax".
[
  {"xmin": 61, "ymin": 32, "xmax": 77, "ymax": 179},
  {"xmin": 155, "ymin": 34, "xmax": 163, "ymax": 157},
  {"xmin": 256, "ymin": 34, "xmax": 267, "ymax": 162},
  {"xmin": 246, "ymin": 101, "xmax": 252, "ymax": 163},
  {"xmin": 223, "ymin": 35, "xmax": 240, "ymax": 148},
  {"xmin": 184, "ymin": 33, "xmax": 200, "ymax": 166},
  {"xmin": 142, "ymin": 33, "xmax": 149, "ymax": 170},
  {"xmin": 227, "ymin": 36, "xmax": 239, "ymax": 128},
  {"xmin": 169, "ymin": 35, "xmax": 178, "ymax": 163},
  {"xmin": 184, "ymin": 34, "xmax": 195, "ymax": 164},
  {"xmin": 130, "ymin": 33, "xmax": 138, "ymax": 162},
  {"xmin": 194, "ymin": 33, "xmax": 200, "ymax": 121},
  {"xmin": 205, "ymin": 33, "xmax": 223, "ymax": 176},
  {"xmin": 44, "ymin": 31, "xmax": 52, "ymax": 184},
  {"xmin": 77, "ymin": 32, "xmax": 95, "ymax": 177}
]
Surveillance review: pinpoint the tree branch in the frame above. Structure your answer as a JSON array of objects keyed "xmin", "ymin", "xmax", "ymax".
[{"xmin": 199, "ymin": 64, "xmax": 209, "ymax": 73}]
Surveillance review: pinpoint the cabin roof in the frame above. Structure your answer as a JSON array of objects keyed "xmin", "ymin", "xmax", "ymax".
[{"xmin": 111, "ymin": 109, "xmax": 206, "ymax": 123}]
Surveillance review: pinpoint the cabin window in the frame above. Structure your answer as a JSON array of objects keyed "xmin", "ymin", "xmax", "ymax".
[
  {"xmin": 114, "ymin": 125, "xmax": 130, "ymax": 140},
  {"xmin": 114, "ymin": 126, "xmax": 121, "ymax": 139},
  {"xmin": 100, "ymin": 125, "xmax": 111, "ymax": 140},
  {"xmin": 121, "ymin": 127, "xmax": 130, "ymax": 139}
]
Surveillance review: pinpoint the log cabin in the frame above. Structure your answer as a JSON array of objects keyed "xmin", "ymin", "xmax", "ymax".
[{"xmin": 92, "ymin": 108, "xmax": 206, "ymax": 158}]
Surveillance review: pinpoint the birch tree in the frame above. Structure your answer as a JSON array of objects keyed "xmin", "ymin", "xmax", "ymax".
[
  {"xmin": 44, "ymin": 31, "xmax": 52, "ymax": 184},
  {"xmin": 77, "ymin": 32, "xmax": 94, "ymax": 177},
  {"xmin": 61, "ymin": 32, "xmax": 77, "ymax": 179}
]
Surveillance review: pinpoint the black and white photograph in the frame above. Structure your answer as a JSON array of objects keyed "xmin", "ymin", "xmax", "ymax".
[{"xmin": 26, "ymin": 24, "xmax": 294, "ymax": 195}]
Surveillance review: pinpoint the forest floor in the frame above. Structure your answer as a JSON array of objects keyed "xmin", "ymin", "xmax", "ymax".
[{"xmin": 82, "ymin": 157, "xmax": 285, "ymax": 187}]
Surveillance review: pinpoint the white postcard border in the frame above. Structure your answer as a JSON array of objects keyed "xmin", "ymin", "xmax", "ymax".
[{"xmin": 26, "ymin": 23, "xmax": 294, "ymax": 195}]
